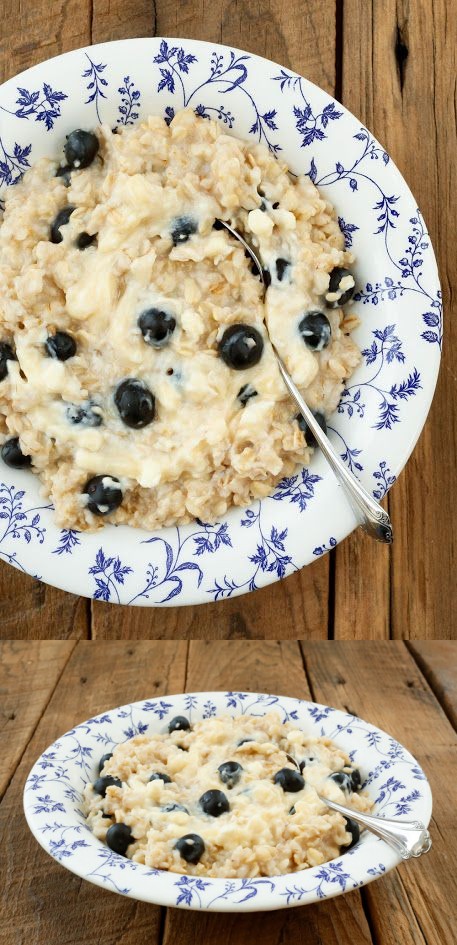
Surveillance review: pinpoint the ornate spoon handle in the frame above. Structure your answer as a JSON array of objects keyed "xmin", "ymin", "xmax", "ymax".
[
  {"xmin": 276, "ymin": 361, "xmax": 393, "ymax": 543},
  {"xmin": 319, "ymin": 795, "xmax": 432, "ymax": 859}
]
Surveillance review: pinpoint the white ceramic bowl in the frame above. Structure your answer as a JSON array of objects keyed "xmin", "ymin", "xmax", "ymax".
[
  {"xmin": 23, "ymin": 691, "xmax": 432, "ymax": 912},
  {"xmin": 0, "ymin": 38, "xmax": 441, "ymax": 605}
]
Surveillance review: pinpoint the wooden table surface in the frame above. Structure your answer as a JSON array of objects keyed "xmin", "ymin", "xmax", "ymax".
[
  {"xmin": 1, "ymin": 639, "xmax": 456, "ymax": 945},
  {"xmin": 1, "ymin": 0, "xmax": 456, "ymax": 641}
]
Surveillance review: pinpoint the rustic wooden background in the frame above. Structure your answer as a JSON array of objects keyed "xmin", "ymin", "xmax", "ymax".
[
  {"xmin": 1, "ymin": 1, "xmax": 455, "ymax": 640},
  {"xmin": 1, "ymin": 639, "xmax": 456, "ymax": 945}
]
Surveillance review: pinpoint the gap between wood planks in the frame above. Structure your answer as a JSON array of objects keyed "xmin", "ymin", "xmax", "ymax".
[{"xmin": 0, "ymin": 640, "xmax": 77, "ymax": 801}]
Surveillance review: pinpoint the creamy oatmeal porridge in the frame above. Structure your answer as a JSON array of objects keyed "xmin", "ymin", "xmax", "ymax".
[
  {"xmin": 0, "ymin": 109, "xmax": 360, "ymax": 530},
  {"xmin": 83, "ymin": 712, "xmax": 372, "ymax": 877}
]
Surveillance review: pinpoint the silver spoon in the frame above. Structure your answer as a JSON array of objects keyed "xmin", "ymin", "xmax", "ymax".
[
  {"xmin": 218, "ymin": 219, "xmax": 393, "ymax": 543},
  {"xmin": 318, "ymin": 794, "xmax": 432, "ymax": 859}
]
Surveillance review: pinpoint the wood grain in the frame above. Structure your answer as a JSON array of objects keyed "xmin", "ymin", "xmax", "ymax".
[
  {"xmin": 0, "ymin": 641, "xmax": 188, "ymax": 945},
  {"xmin": 408, "ymin": 641, "xmax": 457, "ymax": 730},
  {"xmin": 162, "ymin": 893, "xmax": 374, "ymax": 945},
  {"xmin": 302, "ymin": 641, "xmax": 457, "ymax": 944},
  {"xmin": 0, "ymin": 639, "xmax": 76, "ymax": 798},
  {"xmin": 341, "ymin": 0, "xmax": 457, "ymax": 639}
]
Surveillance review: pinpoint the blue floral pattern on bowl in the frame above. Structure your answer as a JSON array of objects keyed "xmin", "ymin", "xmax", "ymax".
[
  {"xmin": 0, "ymin": 38, "xmax": 441, "ymax": 605},
  {"xmin": 23, "ymin": 691, "xmax": 432, "ymax": 912}
]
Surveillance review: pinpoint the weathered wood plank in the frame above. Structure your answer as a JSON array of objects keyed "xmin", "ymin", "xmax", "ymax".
[
  {"xmin": 342, "ymin": 0, "xmax": 456, "ymax": 639},
  {"xmin": 90, "ymin": 0, "xmax": 337, "ymax": 640},
  {"xmin": 185, "ymin": 639, "xmax": 311, "ymax": 693},
  {"xmin": 0, "ymin": 641, "xmax": 188, "ymax": 945},
  {"xmin": 0, "ymin": 1, "xmax": 91, "ymax": 83},
  {"xmin": 0, "ymin": 578, "xmax": 90, "ymax": 640},
  {"xmin": 333, "ymin": 526, "xmax": 390, "ymax": 639},
  {"xmin": 408, "ymin": 641, "xmax": 457, "ymax": 730},
  {"xmin": 91, "ymin": 561, "xmax": 330, "ymax": 640},
  {"xmin": 302, "ymin": 640, "xmax": 457, "ymax": 944},
  {"xmin": 0, "ymin": 640, "xmax": 76, "ymax": 797},
  {"xmin": 91, "ymin": 0, "xmax": 154, "ymax": 43},
  {"xmin": 162, "ymin": 894, "xmax": 374, "ymax": 945}
]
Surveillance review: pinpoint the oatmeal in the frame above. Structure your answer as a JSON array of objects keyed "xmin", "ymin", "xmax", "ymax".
[
  {"xmin": 0, "ymin": 109, "xmax": 360, "ymax": 530},
  {"xmin": 83, "ymin": 712, "xmax": 372, "ymax": 878}
]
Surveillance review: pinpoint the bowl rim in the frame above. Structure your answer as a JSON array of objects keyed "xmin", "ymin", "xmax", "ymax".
[{"xmin": 23, "ymin": 689, "xmax": 433, "ymax": 912}]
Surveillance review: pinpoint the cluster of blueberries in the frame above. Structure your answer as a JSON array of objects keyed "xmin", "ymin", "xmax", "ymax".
[
  {"xmin": 0, "ymin": 127, "xmax": 356, "ymax": 518},
  {"xmin": 92, "ymin": 715, "xmax": 362, "ymax": 865}
]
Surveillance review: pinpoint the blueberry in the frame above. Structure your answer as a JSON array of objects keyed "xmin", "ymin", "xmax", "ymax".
[
  {"xmin": 55, "ymin": 164, "xmax": 72, "ymax": 186},
  {"xmin": 114, "ymin": 379, "xmax": 155, "ymax": 428},
  {"xmin": 149, "ymin": 772, "xmax": 172, "ymax": 783},
  {"xmin": 237, "ymin": 383, "xmax": 258, "ymax": 406},
  {"xmin": 76, "ymin": 232, "xmax": 97, "ymax": 250},
  {"xmin": 101, "ymin": 813, "xmax": 113, "ymax": 820},
  {"xmin": 275, "ymin": 258, "xmax": 290, "ymax": 281},
  {"xmin": 218, "ymin": 761, "xmax": 243, "ymax": 789},
  {"xmin": 162, "ymin": 803, "xmax": 189, "ymax": 814},
  {"xmin": 350, "ymin": 769, "xmax": 362, "ymax": 791},
  {"xmin": 0, "ymin": 342, "xmax": 16, "ymax": 382},
  {"xmin": 106, "ymin": 823, "xmax": 133, "ymax": 856},
  {"xmin": 64, "ymin": 130, "xmax": 99, "ymax": 170},
  {"xmin": 174, "ymin": 833, "xmax": 205, "ymax": 864},
  {"xmin": 296, "ymin": 411, "xmax": 327, "ymax": 449},
  {"xmin": 218, "ymin": 324, "xmax": 264, "ymax": 370},
  {"xmin": 66, "ymin": 401, "xmax": 102, "ymax": 427},
  {"xmin": 328, "ymin": 772, "xmax": 353, "ymax": 793},
  {"xmin": 343, "ymin": 817, "xmax": 360, "ymax": 849},
  {"xmin": 262, "ymin": 268, "xmax": 271, "ymax": 288},
  {"xmin": 138, "ymin": 308, "xmax": 176, "ymax": 348},
  {"xmin": 50, "ymin": 206, "xmax": 75, "ymax": 243},
  {"xmin": 1, "ymin": 437, "xmax": 31, "ymax": 469},
  {"xmin": 171, "ymin": 216, "xmax": 198, "ymax": 245},
  {"xmin": 93, "ymin": 775, "xmax": 122, "ymax": 797},
  {"xmin": 98, "ymin": 753, "xmax": 113, "ymax": 774},
  {"xmin": 272, "ymin": 201, "xmax": 279, "ymax": 209},
  {"xmin": 84, "ymin": 475, "xmax": 123, "ymax": 516},
  {"xmin": 45, "ymin": 331, "xmax": 77, "ymax": 361},
  {"xmin": 273, "ymin": 768, "xmax": 305, "ymax": 793},
  {"xmin": 326, "ymin": 267, "xmax": 355, "ymax": 307},
  {"xmin": 298, "ymin": 311, "xmax": 331, "ymax": 351},
  {"xmin": 199, "ymin": 789, "xmax": 230, "ymax": 817},
  {"xmin": 212, "ymin": 218, "xmax": 225, "ymax": 231},
  {"xmin": 168, "ymin": 716, "xmax": 190, "ymax": 734}
]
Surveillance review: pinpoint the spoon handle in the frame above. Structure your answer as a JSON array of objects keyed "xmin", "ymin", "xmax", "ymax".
[
  {"xmin": 319, "ymin": 795, "xmax": 432, "ymax": 859},
  {"xmin": 276, "ymin": 358, "xmax": 393, "ymax": 543}
]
